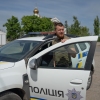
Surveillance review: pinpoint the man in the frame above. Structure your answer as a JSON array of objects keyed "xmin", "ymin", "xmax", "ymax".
[
  {"xmin": 52, "ymin": 22, "xmax": 69, "ymax": 44},
  {"xmin": 52, "ymin": 22, "xmax": 76, "ymax": 67}
]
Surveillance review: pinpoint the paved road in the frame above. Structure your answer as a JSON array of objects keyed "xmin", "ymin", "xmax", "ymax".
[{"xmin": 86, "ymin": 45, "xmax": 100, "ymax": 100}]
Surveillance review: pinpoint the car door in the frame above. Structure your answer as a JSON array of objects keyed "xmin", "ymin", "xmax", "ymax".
[
  {"xmin": 77, "ymin": 42, "xmax": 90, "ymax": 68},
  {"xmin": 70, "ymin": 43, "xmax": 80, "ymax": 68},
  {"xmin": 27, "ymin": 36, "xmax": 98, "ymax": 100}
]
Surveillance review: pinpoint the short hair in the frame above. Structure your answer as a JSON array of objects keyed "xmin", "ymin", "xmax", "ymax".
[{"xmin": 55, "ymin": 22, "xmax": 64, "ymax": 30}]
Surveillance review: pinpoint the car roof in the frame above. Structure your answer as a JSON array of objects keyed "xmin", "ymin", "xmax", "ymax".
[
  {"xmin": 17, "ymin": 36, "xmax": 45, "ymax": 41},
  {"xmin": 18, "ymin": 31, "xmax": 79, "ymax": 41}
]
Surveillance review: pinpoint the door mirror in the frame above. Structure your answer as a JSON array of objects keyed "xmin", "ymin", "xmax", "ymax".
[{"xmin": 29, "ymin": 59, "xmax": 37, "ymax": 70}]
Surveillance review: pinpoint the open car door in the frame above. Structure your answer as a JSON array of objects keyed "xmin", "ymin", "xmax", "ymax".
[{"xmin": 27, "ymin": 36, "xmax": 98, "ymax": 100}]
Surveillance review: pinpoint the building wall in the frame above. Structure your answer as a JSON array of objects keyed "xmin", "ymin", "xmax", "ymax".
[{"xmin": 0, "ymin": 31, "xmax": 6, "ymax": 45}]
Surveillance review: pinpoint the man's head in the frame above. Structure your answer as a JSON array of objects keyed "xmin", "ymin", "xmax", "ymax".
[{"xmin": 55, "ymin": 22, "xmax": 64, "ymax": 39}]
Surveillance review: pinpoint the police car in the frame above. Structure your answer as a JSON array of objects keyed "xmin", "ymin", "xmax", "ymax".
[{"xmin": 0, "ymin": 33, "xmax": 98, "ymax": 100}]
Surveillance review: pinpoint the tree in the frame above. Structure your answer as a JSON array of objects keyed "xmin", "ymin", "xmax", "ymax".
[
  {"xmin": 80, "ymin": 26, "xmax": 90, "ymax": 36},
  {"xmin": 68, "ymin": 16, "xmax": 81, "ymax": 35},
  {"xmin": 93, "ymin": 16, "xmax": 99, "ymax": 35},
  {"xmin": 21, "ymin": 15, "xmax": 54, "ymax": 33},
  {"xmin": 3, "ymin": 16, "xmax": 21, "ymax": 40},
  {"xmin": 68, "ymin": 16, "xmax": 90, "ymax": 36}
]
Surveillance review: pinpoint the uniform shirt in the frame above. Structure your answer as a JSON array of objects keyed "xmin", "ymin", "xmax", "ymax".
[
  {"xmin": 52, "ymin": 35, "xmax": 70, "ymax": 45},
  {"xmin": 52, "ymin": 35, "xmax": 72, "ymax": 67}
]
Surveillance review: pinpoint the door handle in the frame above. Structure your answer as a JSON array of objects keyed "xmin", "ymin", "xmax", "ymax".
[{"xmin": 70, "ymin": 79, "xmax": 82, "ymax": 85}]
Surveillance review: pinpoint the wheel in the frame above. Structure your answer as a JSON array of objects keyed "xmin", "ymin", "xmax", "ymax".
[
  {"xmin": 87, "ymin": 71, "xmax": 92, "ymax": 90},
  {"xmin": 0, "ymin": 92, "xmax": 22, "ymax": 100}
]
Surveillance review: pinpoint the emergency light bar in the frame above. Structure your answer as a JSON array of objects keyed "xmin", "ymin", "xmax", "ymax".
[{"xmin": 20, "ymin": 31, "xmax": 55, "ymax": 38}]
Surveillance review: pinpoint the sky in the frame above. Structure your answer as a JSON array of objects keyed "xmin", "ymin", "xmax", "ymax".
[{"xmin": 0, "ymin": 0, "xmax": 100, "ymax": 35}]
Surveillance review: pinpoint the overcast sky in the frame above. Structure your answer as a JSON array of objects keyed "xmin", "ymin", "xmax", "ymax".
[{"xmin": 0, "ymin": 0, "xmax": 100, "ymax": 34}]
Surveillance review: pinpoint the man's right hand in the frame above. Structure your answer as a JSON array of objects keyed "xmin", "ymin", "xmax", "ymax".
[{"xmin": 61, "ymin": 39, "xmax": 69, "ymax": 43}]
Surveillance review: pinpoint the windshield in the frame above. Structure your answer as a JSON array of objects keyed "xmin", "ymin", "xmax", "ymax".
[{"xmin": 0, "ymin": 40, "xmax": 41, "ymax": 62}]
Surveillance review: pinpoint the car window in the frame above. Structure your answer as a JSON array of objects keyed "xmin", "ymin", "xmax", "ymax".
[
  {"xmin": 40, "ymin": 42, "xmax": 52, "ymax": 50},
  {"xmin": 38, "ymin": 42, "xmax": 90, "ymax": 69},
  {"xmin": 1, "ymin": 42, "xmax": 25, "ymax": 54},
  {"xmin": 78, "ymin": 42, "xmax": 86, "ymax": 51},
  {"xmin": 35, "ymin": 41, "xmax": 52, "ymax": 55},
  {"xmin": 0, "ymin": 40, "xmax": 41, "ymax": 62}
]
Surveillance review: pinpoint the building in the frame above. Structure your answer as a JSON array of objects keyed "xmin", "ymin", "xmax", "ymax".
[
  {"xmin": 33, "ymin": 7, "xmax": 41, "ymax": 17},
  {"xmin": 33, "ymin": 7, "xmax": 67, "ymax": 34},
  {"xmin": 0, "ymin": 31, "xmax": 6, "ymax": 46},
  {"xmin": 33, "ymin": 7, "xmax": 60, "ymax": 24}
]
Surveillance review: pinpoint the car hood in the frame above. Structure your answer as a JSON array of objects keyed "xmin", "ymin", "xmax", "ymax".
[{"xmin": 0, "ymin": 61, "xmax": 15, "ymax": 70}]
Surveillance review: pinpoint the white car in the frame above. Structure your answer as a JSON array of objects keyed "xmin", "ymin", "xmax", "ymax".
[{"xmin": 0, "ymin": 34, "xmax": 98, "ymax": 100}]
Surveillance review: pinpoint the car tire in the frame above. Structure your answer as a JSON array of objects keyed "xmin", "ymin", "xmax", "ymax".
[
  {"xmin": 87, "ymin": 71, "xmax": 92, "ymax": 90},
  {"xmin": 0, "ymin": 92, "xmax": 22, "ymax": 100}
]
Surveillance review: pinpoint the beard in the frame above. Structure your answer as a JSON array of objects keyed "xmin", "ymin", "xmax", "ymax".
[{"xmin": 56, "ymin": 33, "xmax": 64, "ymax": 39}]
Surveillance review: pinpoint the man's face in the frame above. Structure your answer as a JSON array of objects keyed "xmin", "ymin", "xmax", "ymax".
[{"xmin": 55, "ymin": 25, "xmax": 64, "ymax": 39}]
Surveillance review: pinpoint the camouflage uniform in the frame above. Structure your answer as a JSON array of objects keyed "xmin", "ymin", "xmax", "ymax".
[{"xmin": 52, "ymin": 35, "xmax": 72, "ymax": 67}]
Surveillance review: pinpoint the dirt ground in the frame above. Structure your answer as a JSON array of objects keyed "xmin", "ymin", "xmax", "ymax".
[{"xmin": 86, "ymin": 44, "xmax": 100, "ymax": 100}]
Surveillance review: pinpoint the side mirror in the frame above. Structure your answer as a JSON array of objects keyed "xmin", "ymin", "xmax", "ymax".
[{"xmin": 29, "ymin": 59, "xmax": 37, "ymax": 70}]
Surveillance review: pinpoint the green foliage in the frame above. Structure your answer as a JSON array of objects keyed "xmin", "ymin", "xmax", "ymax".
[
  {"xmin": 21, "ymin": 15, "xmax": 54, "ymax": 33},
  {"xmin": 80, "ymin": 26, "xmax": 90, "ymax": 36},
  {"xmin": 94, "ymin": 16, "xmax": 99, "ymax": 35},
  {"xmin": 98, "ymin": 37, "xmax": 100, "ymax": 42},
  {"xmin": 68, "ymin": 16, "xmax": 81, "ymax": 35},
  {"xmin": 3, "ymin": 16, "xmax": 21, "ymax": 41},
  {"xmin": 65, "ymin": 20, "xmax": 68, "ymax": 33},
  {"xmin": 67, "ymin": 16, "xmax": 90, "ymax": 36}
]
